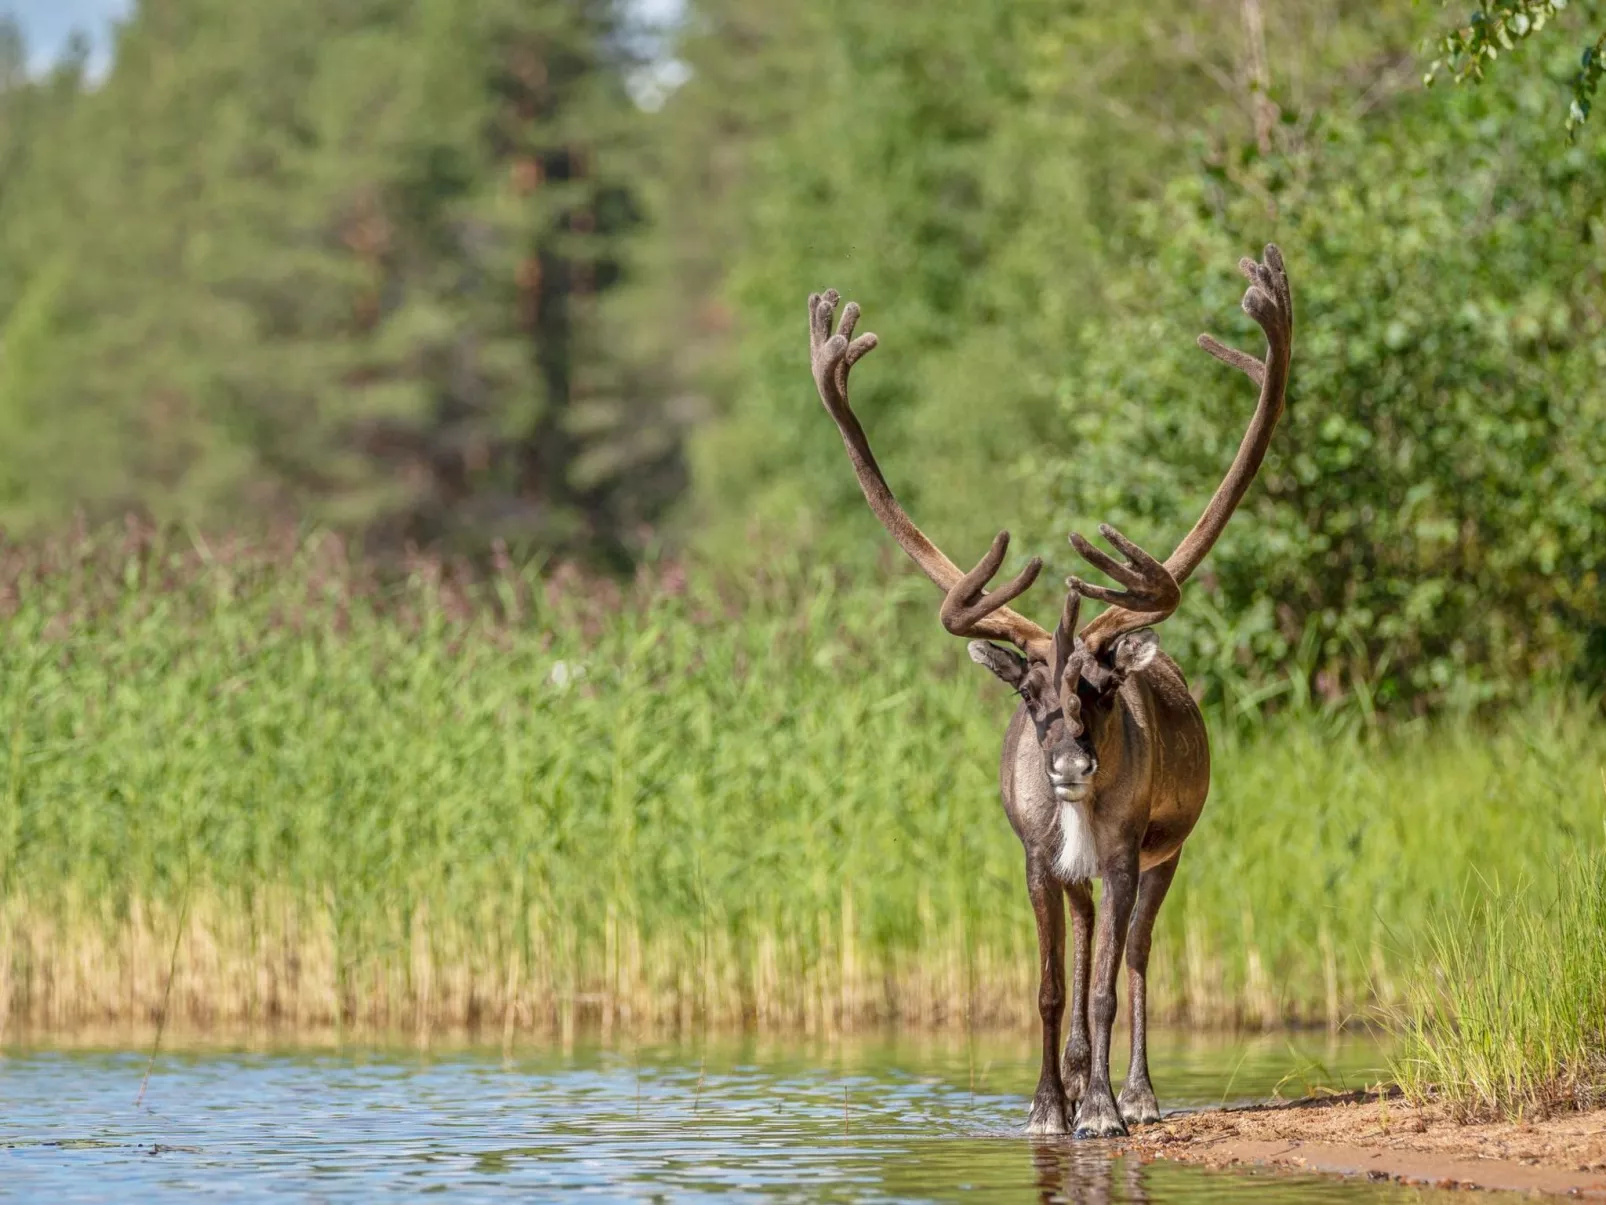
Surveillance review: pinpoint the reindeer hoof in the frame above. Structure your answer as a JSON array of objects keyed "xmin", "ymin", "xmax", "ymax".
[
  {"xmin": 1072, "ymin": 1088, "xmax": 1129, "ymax": 1139},
  {"xmin": 1118, "ymin": 1084, "xmax": 1162, "ymax": 1127},
  {"xmin": 1026, "ymin": 1088, "xmax": 1070, "ymax": 1135}
]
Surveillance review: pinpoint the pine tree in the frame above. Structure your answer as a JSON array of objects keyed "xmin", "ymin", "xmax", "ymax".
[{"xmin": 0, "ymin": 0, "xmax": 680, "ymax": 561}]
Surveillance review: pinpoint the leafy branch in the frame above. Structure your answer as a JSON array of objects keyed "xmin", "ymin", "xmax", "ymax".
[{"xmin": 1426, "ymin": 1, "xmax": 1606, "ymax": 133}]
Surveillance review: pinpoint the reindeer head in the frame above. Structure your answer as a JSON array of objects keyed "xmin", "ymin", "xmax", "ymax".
[{"xmin": 965, "ymin": 529, "xmax": 1173, "ymax": 803}]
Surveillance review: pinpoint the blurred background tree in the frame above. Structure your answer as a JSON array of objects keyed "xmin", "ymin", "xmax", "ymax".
[
  {"xmin": 0, "ymin": 0, "xmax": 681, "ymax": 565},
  {"xmin": 0, "ymin": 0, "xmax": 1600, "ymax": 702}
]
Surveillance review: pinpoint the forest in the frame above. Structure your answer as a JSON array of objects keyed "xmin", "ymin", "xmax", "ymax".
[{"xmin": 0, "ymin": 0, "xmax": 1598, "ymax": 702}]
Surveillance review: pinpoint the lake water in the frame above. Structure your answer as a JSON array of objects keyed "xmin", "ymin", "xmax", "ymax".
[{"xmin": 0, "ymin": 1031, "xmax": 1505, "ymax": 1202}]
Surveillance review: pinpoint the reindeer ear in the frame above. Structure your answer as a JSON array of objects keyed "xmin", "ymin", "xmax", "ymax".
[
  {"xmin": 1111, "ymin": 629, "xmax": 1160, "ymax": 678},
  {"xmin": 968, "ymin": 640, "xmax": 1028, "ymax": 687}
]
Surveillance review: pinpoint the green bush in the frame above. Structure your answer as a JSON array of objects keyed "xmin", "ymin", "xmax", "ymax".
[{"xmin": 1045, "ymin": 80, "xmax": 1606, "ymax": 705}]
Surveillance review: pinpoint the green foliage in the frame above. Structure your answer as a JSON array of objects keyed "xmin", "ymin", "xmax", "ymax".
[
  {"xmin": 1, "ymin": 530, "xmax": 1601, "ymax": 1029},
  {"xmin": 1427, "ymin": 2, "xmax": 1606, "ymax": 133},
  {"xmin": 1390, "ymin": 850, "xmax": 1606, "ymax": 1117},
  {"xmin": 1043, "ymin": 76, "xmax": 1606, "ymax": 704}
]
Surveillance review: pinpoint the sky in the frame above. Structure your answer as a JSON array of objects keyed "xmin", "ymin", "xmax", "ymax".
[{"xmin": 2, "ymin": 0, "xmax": 129, "ymax": 72}]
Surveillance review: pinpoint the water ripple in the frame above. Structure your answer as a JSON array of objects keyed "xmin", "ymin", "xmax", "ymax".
[{"xmin": 0, "ymin": 1035, "xmax": 1486, "ymax": 1202}]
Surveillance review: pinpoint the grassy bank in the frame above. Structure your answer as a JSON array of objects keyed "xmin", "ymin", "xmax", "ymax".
[
  {"xmin": 1, "ymin": 529, "xmax": 1602, "ymax": 1038},
  {"xmin": 1390, "ymin": 851, "xmax": 1606, "ymax": 1119}
]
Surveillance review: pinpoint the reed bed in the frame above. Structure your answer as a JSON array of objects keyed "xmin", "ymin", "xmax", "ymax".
[
  {"xmin": 1389, "ymin": 850, "xmax": 1606, "ymax": 1119},
  {"xmin": 1, "ymin": 525, "xmax": 1602, "ymax": 1039}
]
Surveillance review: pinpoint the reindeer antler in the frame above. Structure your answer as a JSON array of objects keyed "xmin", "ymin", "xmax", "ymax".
[
  {"xmin": 1076, "ymin": 244, "xmax": 1293, "ymax": 657},
  {"xmin": 1173, "ymin": 244, "xmax": 1294, "ymax": 582},
  {"xmin": 807, "ymin": 246, "xmax": 1292, "ymax": 673},
  {"xmin": 939, "ymin": 531, "xmax": 1044, "ymax": 637},
  {"xmin": 1063, "ymin": 524, "xmax": 1180, "ymax": 658},
  {"xmin": 808, "ymin": 289, "xmax": 1053, "ymax": 658},
  {"xmin": 1067, "ymin": 525, "xmax": 1180, "ymax": 614},
  {"xmin": 1050, "ymin": 587, "xmax": 1090, "ymax": 734}
]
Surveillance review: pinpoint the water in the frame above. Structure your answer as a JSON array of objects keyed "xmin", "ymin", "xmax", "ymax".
[{"xmin": 0, "ymin": 1032, "xmax": 1495, "ymax": 1202}]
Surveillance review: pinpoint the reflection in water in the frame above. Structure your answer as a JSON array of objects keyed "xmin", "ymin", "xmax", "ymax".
[
  {"xmin": 1031, "ymin": 1140, "xmax": 1149, "ymax": 1205},
  {"xmin": 0, "ymin": 1031, "xmax": 1493, "ymax": 1203}
]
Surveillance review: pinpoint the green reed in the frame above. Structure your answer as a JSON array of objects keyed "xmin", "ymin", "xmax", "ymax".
[
  {"xmin": 0, "ymin": 527, "xmax": 1601, "ymax": 1038},
  {"xmin": 1388, "ymin": 850, "xmax": 1606, "ymax": 1119}
]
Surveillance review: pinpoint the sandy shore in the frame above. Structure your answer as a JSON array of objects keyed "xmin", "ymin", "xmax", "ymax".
[{"xmin": 1113, "ymin": 1089, "xmax": 1606, "ymax": 1197}]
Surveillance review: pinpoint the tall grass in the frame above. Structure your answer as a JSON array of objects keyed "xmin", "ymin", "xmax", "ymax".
[
  {"xmin": 1, "ymin": 525, "xmax": 1602, "ymax": 1039},
  {"xmin": 1389, "ymin": 851, "xmax": 1606, "ymax": 1119}
]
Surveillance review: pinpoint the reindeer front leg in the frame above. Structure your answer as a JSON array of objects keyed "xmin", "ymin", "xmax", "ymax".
[
  {"xmin": 1025, "ymin": 859, "xmax": 1068, "ymax": 1134},
  {"xmin": 1073, "ymin": 846, "xmax": 1138, "ymax": 1138},
  {"xmin": 1119, "ymin": 853, "xmax": 1181, "ymax": 1126},
  {"xmin": 1060, "ymin": 879, "xmax": 1094, "ymax": 1108}
]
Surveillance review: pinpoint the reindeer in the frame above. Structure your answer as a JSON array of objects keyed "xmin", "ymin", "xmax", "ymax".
[{"xmin": 805, "ymin": 246, "xmax": 1293, "ymax": 1138}]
